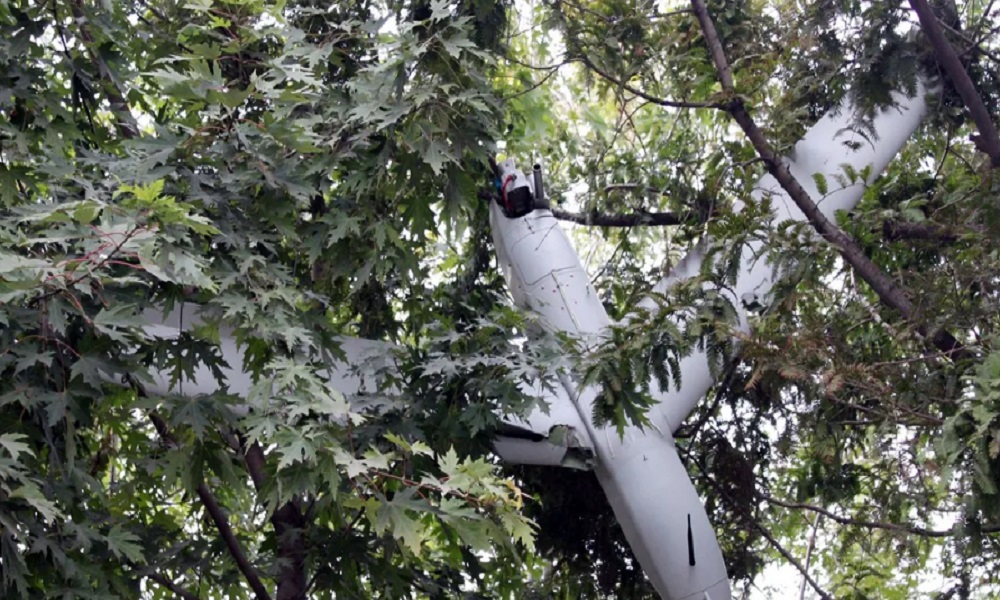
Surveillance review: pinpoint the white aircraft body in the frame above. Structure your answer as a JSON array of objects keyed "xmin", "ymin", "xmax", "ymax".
[{"xmin": 132, "ymin": 81, "xmax": 930, "ymax": 599}]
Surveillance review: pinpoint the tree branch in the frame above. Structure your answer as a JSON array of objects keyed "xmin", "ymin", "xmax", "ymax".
[
  {"xmin": 575, "ymin": 54, "xmax": 725, "ymax": 110},
  {"xmin": 909, "ymin": 0, "xmax": 1000, "ymax": 167},
  {"xmin": 602, "ymin": 183, "xmax": 665, "ymax": 195},
  {"xmin": 69, "ymin": 0, "xmax": 139, "ymax": 139},
  {"xmin": 750, "ymin": 512, "xmax": 833, "ymax": 600},
  {"xmin": 238, "ymin": 434, "xmax": 307, "ymax": 600},
  {"xmin": 149, "ymin": 414, "xmax": 273, "ymax": 600},
  {"xmin": 241, "ymin": 436, "xmax": 268, "ymax": 492},
  {"xmin": 145, "ymin": 572, "xmax": 200, "ymax": 600},
  {"xmin": 798, "ymin": 516, "xmax": 822, "ymax": 600},
  {"xmin": 271, "ymin": 501, "xmax": 308, "ymax": 600},
  {"xmin": 550, "ymin": 207, "xmax": 688, "ymax": 227},
  {"xmin": 882, "ymin": 219, "xmax": 984, "ymax": 243},
  {"xmin": 686, "ymin": 450, "xmax": 834, "ymax": 600},
  {"xmin": 689, "ymin": 0, "xmax": 968, "ymax": 360},
  {"xmin": 478, "ymin": 189, "xmax": 691, "ymax": 227},
  {"xmin": 762, "ymin": 493, "xmax": 1000, "ymax": 537}
]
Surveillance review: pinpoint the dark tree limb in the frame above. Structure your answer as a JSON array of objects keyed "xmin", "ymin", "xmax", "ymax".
[
  {"xmin": 909, "ymin": 0, "xmax": 1000, "ymax": 167},
  {"xmin": 602, "ymin": 183, "xmax": 667, "ymax": 195},
  {"xmin": 145, "ymin": 572, "xmax": 200, "ymax": 600},
  {"xmin": 689, "ymin": 0, "xmax": 967, "ymax": 360},
  {"xmin": 551, "ymin": 207, "xmax": 688, "ymax": 227},
  {"xmin": 478, "ymin": 189, "xmax": 689, "ymax": 227},
  {"xmin": 149, "ymin": 414, "xmax": 273, "ymax": 600},
  {"xmin": 882, "ymin": 219, "xmax": 985, "ymax": 243},
  {"xmin": 239, "ymin": 435, "xmax": 308, "ymax": 600},
  {"xmin": 271, "ymin": 501, "xmax": 308, "ymax": 600},
  {"xmin": 241, "ymin": 437, "xmax": 268, "ymax": 492},
  {"xmin": 884, "ymin": 220, "xmax": 953, "ymax": 243}
]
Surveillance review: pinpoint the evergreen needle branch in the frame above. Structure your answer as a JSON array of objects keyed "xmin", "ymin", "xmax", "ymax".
[
  {"xmin": 908, "ymin": 0, "xmax": 1000, "ymax": 167},
  {"xmin": 689, "ymin": 0, "xmax": 968, "ymax": 361},
  {"xmin": 149, "ymin": 413, "xmax": 273, "ymax": 600}
]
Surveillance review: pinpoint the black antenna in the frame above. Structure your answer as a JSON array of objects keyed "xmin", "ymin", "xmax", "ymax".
[{"xmin": 687, "ymin": 514, "xmax": 696, "ymax": 566}]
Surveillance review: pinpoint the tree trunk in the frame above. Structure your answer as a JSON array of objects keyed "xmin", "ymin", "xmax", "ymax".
[{"xmin": 272, "ymin": 501, "xmax": 308, "ymax": 600}]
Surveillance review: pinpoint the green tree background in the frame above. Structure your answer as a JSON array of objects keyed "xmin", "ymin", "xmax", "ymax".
[{"xmin": 1, "ymin": 0, "xmax": 999, "ymax": 597}]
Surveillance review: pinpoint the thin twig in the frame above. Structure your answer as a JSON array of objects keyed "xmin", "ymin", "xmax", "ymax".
[
  {"xmin": 146, "ymin": 572, "xmax": 200, "ymax": 600},
  {"xmin": 503, "ymin": 66, "xmax": 562, "ymax": 100},
  {"xmin": 602, "ymin": 183, "xmax": 666, "ymax": 195},
  {"xmin": 751, "ymin": 514, "xmax": 833, "ymax": 600},
  {"xmin": 576, "ymin": 54, "xmax": 724, "ymax": 110},
  {"xmin": 761, "ymin": 492, "xmax": 1000, "ymax": 537},
  {"xmin": 799, "ymin": 516, "xmax": 822, "ymax": 600},
  {"xmin": 70, "ymin": 0, "xmax": 139, "ymax": 138},
  {"xmin": 686, "ymin": 450, "xmax": 834, "ymax": 600}
]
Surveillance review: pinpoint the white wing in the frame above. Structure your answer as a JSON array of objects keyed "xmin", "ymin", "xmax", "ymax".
[{"xmin": 132, "ymin": 303, "xmax": 594, "ymax": 468}]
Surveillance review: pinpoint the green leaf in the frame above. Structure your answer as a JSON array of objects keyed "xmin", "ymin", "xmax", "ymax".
[
  {"xmin": 10, "ymin": 482, "xmax": 61, "ymax": 523},
  {"xmin": 0, "ymin": 434, "xmax": 33, "ymax": 461},
  {"xmin": 379, "ymin": 501, "xmax": 424, "ymax": 553},
  {"xmin": 105, "ymin": 524, "xmax": 146, "ymax": 564},
  {"xmin": 812, "ymin": 172, "xmax": 828, "ymax": 196}
]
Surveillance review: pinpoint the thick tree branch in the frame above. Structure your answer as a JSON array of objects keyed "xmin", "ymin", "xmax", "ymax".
[
  {"xmin": 241, "ymin": 436, "xmax": 268, "ymax": 492},
  {"xmin": 145, "ymin": 572, "xmax": 200, "ymax": 600},
  {"xmin": 689, "ymin": 0, "xmax": 967, "ymax": 360},
  {"xmin": 271, "ymin": 501, "xmax": 308, "ymax": 600},
  {"xmin": 149, "ymin": 414, "xmax": 273, "ymax": 600},
  {"xmin": 551, "ymin": 207, "xmax": 688, "ymax": 227},
  {"xmin": 238, "ymin": 435, "xmax": 308, "ymax": 600},
  {"xmin": 478, "ymin": 189, "xmax": 690, "ymax": 227},
  {"xmin": 909, "ymin": 0, "xmax": 1000, "ymax": 167},
  {"xmin": 882, "ymin": 219, "xmax": 985, "ymax": 243}
]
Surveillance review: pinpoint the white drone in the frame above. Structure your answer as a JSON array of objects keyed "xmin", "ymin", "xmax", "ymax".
[{"xmin": 131, "ymin": 82, "xmax": 930, "ymax": 599}]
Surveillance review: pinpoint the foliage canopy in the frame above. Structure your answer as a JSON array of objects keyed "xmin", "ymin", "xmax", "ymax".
[{"xmin": 1, "ymin": 0, "xmax": 1000, "ymax": 598}]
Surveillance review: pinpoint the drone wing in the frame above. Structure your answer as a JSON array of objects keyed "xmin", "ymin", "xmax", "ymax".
[{"xmin": 132, "ymin": 303, "xmax": 594, "ymax": 468}]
